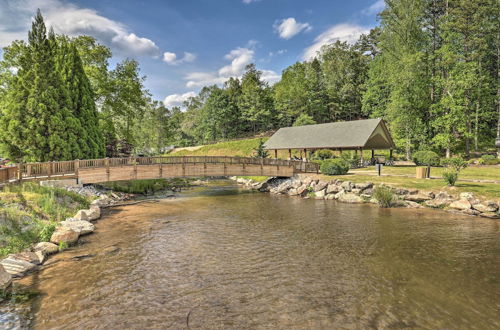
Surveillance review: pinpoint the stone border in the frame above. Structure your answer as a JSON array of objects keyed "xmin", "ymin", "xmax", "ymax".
[
  {"xmin": 232, "ymin": 176, "xmax": 500, "ymax": 219},
  {"xmin": 0, "ymin": 193, "xmax": 127, "ymax": 292}
]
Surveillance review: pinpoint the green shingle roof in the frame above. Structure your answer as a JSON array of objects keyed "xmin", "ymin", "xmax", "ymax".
[{"xmin": 264, "ymin": 118, "xmax": 395, "ymax": 150}]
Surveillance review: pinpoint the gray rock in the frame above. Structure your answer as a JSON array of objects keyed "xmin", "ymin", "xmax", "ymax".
[
  {"xmin": 33, "ymin": 242, "xmax": 59, "ymax": 256},
  {"xmin": 393, "ymin": 188, "xmax": 409, "ymax": 195},
  {"xmin": 351, "ymin": 188, "xmax": 362, "ymax": 195},
  {"xmin": 355, "ymin": 182, "xmax": 373, "ymax": 190},
  {"xmin": 449, "ymin": 199, "xmax": 472, "ymax": 211},
  {"xmin": 0, "ymin": 257, "xmax": 38, "ymax": 277},
  {"xmin": 473, "ymin": 202, "xmax": 498, "ymax": 213},
  {"xmin": 406, "ymin": 201, "xmax": 424, "ymax": 209},
  {"xmin": 288, "ymin": 188, "xmax": 299, "ymax": 196},
  {"xmin": 74, "ymin": 210, "xmax": 89, "ymax": 221},
  {"xmin": 291, "ymin": 180, "xmax": 302, "ymax": 189},
  {"xmin": 363, "ymin": 188, "xmax": 374, "ymax": 196},
  {"xmin": 314, "ymin": 181, "xmax": 328, "ymax": 192},
  {"xmin": 479, "ymin": 212, "xmax": 500, "ymax": 219},
  {"xmin": 296, "ymin": 184, "xmax": 308, "ymax": 196},
  {"xmin": 405, "ymin": 193, "xmax": 433, "ymax": 202},
  {"xmin": 50, "ymin": 227, "xmax": 79, "ymax": 245},
  {"xmin": 325, "ymin": 194, "xmax": 336, "ymax": 200},
  {"xmin": 326, "ymin": 184, "xmax": 341, "ymax": 194},
  {"xmin": 0, "ymin": 265, "xmax": 12, "ymax": 291},
  {"xmin": 314, "ymin": 189, "xmax": 326, "ymax": 199},
  {"xmin": 302, "ymin": 177, "xmax": 313, "ymax": 185},
  {"xmin": 60, "ymin": 220, "xmax": 95, "ymax": 235},
  {"xmin": 340, "ymin": 181, "xmax": 354, "ymax": 192},
  {"xmin": 8, "ymin": 251, "xmax": 43, "ymax": 265},
  {"xmin": 462, "ymin": 208, "xmax": 481, "ymax": 216},
  {"xmin": 338, "ymin": 192, "xmax": 364, "ymax": 204}
]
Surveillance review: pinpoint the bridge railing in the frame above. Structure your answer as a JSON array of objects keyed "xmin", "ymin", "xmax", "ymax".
[{"xmin": 0, "ymin": 156, "xmax": 319, "ymax": 184}]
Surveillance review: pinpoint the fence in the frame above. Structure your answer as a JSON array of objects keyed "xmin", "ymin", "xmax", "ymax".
[{"xmin": 0, "ymin": 156, "xmax": 319, "ymax": 185}]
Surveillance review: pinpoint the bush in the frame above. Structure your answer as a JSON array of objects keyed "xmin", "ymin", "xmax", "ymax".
[
  {"xmin": 443, "ymin": 171, "xmax": 458, "ymax": 186},
  {"xmin": 313, "ymin": 149, "xmax": 335, "ymax": 160},
  {"xmin": 340, "ymin": 152, "xmax": 361, "ymax": 168},
  {"xmin": 441, "ymin": 157, "xmax": 468, "ymax": 172},
  {"xmin": 320, "ymin": 158, "xmax": 350, "ymax": 175},
  {"xmin": 481, "ymin": 154, "xmax": 499, "ymax": 165},
  {"xmin": 373, "ymin": 185, "xmax": 394, "ymax": 207},
  {"xmin": 413, "ymin": 151, "xmax": 440, "ymax": 166}
]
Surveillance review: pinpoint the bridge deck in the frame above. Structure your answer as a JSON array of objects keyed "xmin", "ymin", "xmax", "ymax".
[{"xmin": 0, "ymin": 156, "xmax": 319, "ymax": 185}]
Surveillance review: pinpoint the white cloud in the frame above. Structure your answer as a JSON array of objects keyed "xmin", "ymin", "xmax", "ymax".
[
  {"xmin": 0, "ymin": 0, "xmax": 159, "ymax": 56},
  {"xmin": 242, "ymin": 0, "xmax": 261, "ymax": 4},
  {"xmin": 163, "ymin": 91, "xmax": 197, "ymax": 107},
  {"xmin": 162, "ymin": 51, "xmax": 196, "ymax": 65},
  {"xmin": 362, "ymin": 0, "xmax": 385, "ymax": 16},
  {"xmin": 274, "ymin": 18, "xmax": 311, "ymax": 39},
  {"xmin": 303, "ymin": 23, "xmax": 369, "ymax": 60},
  {"xmin": 269, "ymin": 49, "xmax": 287, "ymax": 57},
  {"xmin": 185, "ymin": 45, "xmax": 278, "ymax": 88}
]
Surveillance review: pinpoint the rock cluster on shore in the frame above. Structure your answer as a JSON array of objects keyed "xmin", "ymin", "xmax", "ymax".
[
  {"xmin": 233, "ymin": 176, "xmax": 500, "ymax": 219},
  {"xmin": 0, "ymin": 192, "xmax": 129, "ymax": 292}
]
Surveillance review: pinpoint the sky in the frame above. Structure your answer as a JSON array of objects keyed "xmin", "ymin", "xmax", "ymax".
[{"xmin": 0, "ymin": 0, "xmax": 384, "ymax": 108}]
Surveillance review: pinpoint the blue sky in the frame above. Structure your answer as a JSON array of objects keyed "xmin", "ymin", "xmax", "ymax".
[{"xmin": 0, "ymin": 0, "xmax": 384, "ymax": 107}]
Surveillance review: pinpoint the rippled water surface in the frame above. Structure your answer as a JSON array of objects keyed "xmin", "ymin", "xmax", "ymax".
[{"xmin": 5, "ymin": 182, "xmax": 500, "ymax": 329}]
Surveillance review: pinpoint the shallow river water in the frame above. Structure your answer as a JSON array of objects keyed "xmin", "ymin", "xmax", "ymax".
[{"xmin": 2, "ymin": 182, "xmax": 500, "ymax": 329}]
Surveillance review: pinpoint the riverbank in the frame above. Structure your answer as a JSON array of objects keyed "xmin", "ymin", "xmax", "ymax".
[{"xmin": 234, "ymin": 175, "xmax": 500, "ymax": 219}]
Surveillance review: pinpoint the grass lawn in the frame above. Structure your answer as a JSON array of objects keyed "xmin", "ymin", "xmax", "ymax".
[
  {"xmin": 170, "ymin": 138, "xmax": 266, "ymax": 157},
  {"xmin": 351, "ymin": 165, "xmax": 500, "ymax": 181}
]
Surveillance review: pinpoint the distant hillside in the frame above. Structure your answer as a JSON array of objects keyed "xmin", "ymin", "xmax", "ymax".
[{"xmin": 169, "ymin": 138, "xmax": 267, "ymax": 157}]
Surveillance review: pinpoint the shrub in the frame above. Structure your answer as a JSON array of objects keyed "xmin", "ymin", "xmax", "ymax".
[
  {"xmin": 413, "ymin": 151, "xmax": 440, "ymax": 166},
  {"xmin": 481, "ymin": 154, "xmax": 499, "ymax": 165},
  {"xmin": 441, "ymin": 157, "xmax": 468, "ymax": 172},
  {"xmin": 253, "ymin": 139, "xmax": 269, "ymax": 158},
  {"xmin": 340, "ymin": 152, "xmax": 361, "ymax": 168},
  {"xmin": 443, "ymin": 171, "xmax": 458, "ymax": 186},
  {"xmin": 320, "ymin": 158, "xmax": 350, "ymax": 175},
  {"xmin": 313, "ymin": 149, "xmax": 335, "ymax": 160},
  {"xmin": 373, "ymin": 185, "xmax": 394, "ymax": 208}
]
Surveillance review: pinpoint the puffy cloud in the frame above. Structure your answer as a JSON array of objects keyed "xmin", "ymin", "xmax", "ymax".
[
  {"xmin": 162, "ymin": 51, "xmax": 197, "ymax": 65},
  {"xmin": 362, "ymin": 0, "xmax": 385, "ymax": 16},
  {"xmin": 0, "ymin": 0, "xmax": 159, "ymax": 56},
  {"xmin": 274, "ymin": 18, "xmax": 311, "ymax": 39},
  {"xmin": 303, "ymin": 23, "xmax": 369, "ymax": 60},
  {"xmin": 185, "ymin": 46, "xmax": 278, "ymax": 88},
  {"xmin": 242, "ymin": 0, "xmax": 261, "ymax": 4},
  {"xmin": 163, "ymin": 91, "xmax": 197, "ymax": 107}
]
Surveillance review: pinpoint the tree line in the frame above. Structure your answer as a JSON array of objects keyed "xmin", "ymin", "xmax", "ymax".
[{"xmin": 1, "ymin": 1, "xmax": 499, "ymax": 162}]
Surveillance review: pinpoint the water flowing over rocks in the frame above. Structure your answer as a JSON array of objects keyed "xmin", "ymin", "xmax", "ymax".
[{"xmin": 233, "ymin": 176, "xmax": 500, "ymax": 220}]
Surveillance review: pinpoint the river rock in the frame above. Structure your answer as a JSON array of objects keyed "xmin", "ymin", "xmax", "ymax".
[
  {"xmin": 296, "ymin": 184, "xmax": 308, "ymax": 196},
  {"xmin": 33, "ymin": 242, "xmax": 59, "ymax": 256},
  {"xmin": 355, "ymin": 182, "xmax": 373, "ymax": 191},
  {"xmin": 0, "ymin": 265, "xmax": 12, "ymax": 291},
  {"xmin": 394, "ymin": 188, "xmax": 409, "ymax": 195},
  {"xmin": 449, "ymin": 199, "xmax": 472, "ymax": 211},
  {"xmin": 473, "ymin": 202, "xmax": 498, "ymax": 213},
  {"xmin": 351, "ymin": 188, "xmax": 362, "ymax": 195},
  {"xmin": 74, "ymin": 210, "xmax": 89, "ymax": 221},
  {"xmin": 258, "ymin": 182, "xmax": 270, "ymax": 192},
  {"xmin": 291, "ymin": 180, "xmax": 302, "ymax": 189},
  {"xmin": 340, "ymin": 181, "xmax": 354, "ymax": 192},
  {"xmin": 314, "ymin": 181, "xmax": 328, "ymax": 192},
  {"xmin": 424, "ymin": 192, "xmax": 453, "ymax": 208},
  {"xmin": 288, "ymin": 188, "xmax": 299, "ymax": 196},
  {"xmin": 338, "ymin": 192, "xmax": 364, "ymax": 204},
  {"xmin": 461, "ymin": 209, "xmax": 481, "ymax": 216},
  {"xmin": 302, "ymin": 177, "xmax": 313, "ymax": 186},
  {"xmin": 326, "ymin": 184, "xmax": 341, "ymax": 194},
  {"xmin": 314, "ymin": 189, "xmax": 326, "ymax": 199},
  {"xmin": 479, "ymin": 212, "xmax": 500, "ymax": 219},
  {"xmin": 325, "ymin": 194, "xmax": 336, "ymax": 200},
  {"xmin": 0, "ymin": 257, "xmax": 38, "ymax": 277},
  {"xmin": 60, "ymin": 220, "xmax": 95, "ymax": 235},
  {"xmin": 406, "ymin": 201, "xmax": 424, "ymax": 209},
  {"xmin": 102, "ymin": 245, "xmax": 121, "ymax": 255},
  {"xmin": 8, "ymin": 251, "xmax": 43, "ymax": 265},
  {"xmin": 50, "ymin": 227, "xmax": 79, "ymax": 245},
  {"xmin": 404, "ymin": 193, "xmax": 432, "ymax": 202}
]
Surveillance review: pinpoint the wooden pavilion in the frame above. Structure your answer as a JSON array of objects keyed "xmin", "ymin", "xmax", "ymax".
[{"xmin": 264, "ymin": 118, "xmax": 396, "ymax": 164}]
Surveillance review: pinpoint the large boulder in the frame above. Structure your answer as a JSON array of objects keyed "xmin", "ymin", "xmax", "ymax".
[
  {"xmin": 394, "ymin": 188, "xmax": 409, "ymax": 195},
  {"xmin": 326, "ymin": 183, "xmax": 341, "ymax": 194},
  {"xmin": 479, "ymin": 212, "xmax": 500, "ymax": 219},
  {"xmin": 340, "ymin": 181, "xmax": 354, "ymax": 192},
  {"xmin": 449, "ymin": 199, "xmax": 472, "ymax": 211},
  {"xmin": 60, "ymin": 220, "xmax": 95, "ymax": 235},
  {"xmin": 0, "ymin": 256, "xmax": 38, "ymax": 277},
  {"xmin": 296, "ymin": 184, "xmax": 308, "ymax": 196},
  {"xmin": 405, "ymin": 193, "xmax": 433, "ymax": 202},
  {"xmin": 314, "ymin": 181, "xmax": 328, "ymax": 192},
  {"xmin": 473, "ymin": 202, "xmax": 498, "ymax": 213},
  {"xmin": 424, "ymin": 191, "xmax": 453, "ymax": 208},
  {"xmin": 288, "ymin": 188, "xmax": 299, "ymax": 196},
  {"xmin": 338, "ymin": 192, "xmax": 364, "ymax": 204},
  {"xmin": 0, "ymin": 265, "xmax": 12, "ymax": 291},
  {"xmin": 8, "ymin": 251, "xmax": 43, "ymax": 265},
  {"xmin": 74, "ymin": 210, "xmax": 89, "ymax": 221},
  {"xmin": 355, "ymin": 182, "xmax": 373, "ymax": 191},
  {"xmin": 33, "ymin": 242, "xmax": 59, "ymax": 256},
  {"xmin": 50, "ymin": 227, "xmax": 79, "ymax": 245},
  {"xmin": 314, "ymin": 189, "xmax": 326, "ymax": 199}
]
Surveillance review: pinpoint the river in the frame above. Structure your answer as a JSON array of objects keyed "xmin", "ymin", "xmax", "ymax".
[{"xmin": 2, "ymin": 182, "xmax": 499, "ymax": 329}]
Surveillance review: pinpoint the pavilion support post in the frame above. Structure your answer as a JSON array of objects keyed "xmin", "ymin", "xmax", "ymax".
[
  {"xmin": 360, "ymin": 148, "xmax": 364, "ymax": 167},
  {"xmin": 389, "ymin": 149, "xmax": 393, "ymax": 160},
  {"xmin": 304, "ymin": 149, "xmax": 307, "ymax": 160},
  {"xmin": 339, "ymin": 149, "xmax": 343, "ymax": 155},
  {"xmin": 371, "ymin": 150, "xmax": 375, "ymax": 159},
  {"xmin": 274, "ymin": 150, "xmax": 278, "ymax": 159},
  {"xmin": 288, "ymin": 149, "xmax": 292, "ymax": 159}
]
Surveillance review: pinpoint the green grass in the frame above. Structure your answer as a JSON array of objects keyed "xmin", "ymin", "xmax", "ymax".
[
  {"xmin": 0, "ymin": 182, "xmax": 91, "ymax": 257},
  {"xmin": 351, "ymin": 165, "xmax": 500, "ymax": 181},
  {"xmin": 101, "ymin": 178, "xmax": 192, "ymax": 195},
  {"xmin": 170, "ymin": 138, "xmax": 266, "ymax": 157},
  {"xmin": 237, "ymin": 176, "xmax": 269, "ymax": 182}
]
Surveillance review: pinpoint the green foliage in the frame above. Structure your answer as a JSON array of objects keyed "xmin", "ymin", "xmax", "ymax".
[
  {"xmin": 253, "ymin": 139, "xmax": 269, "ymax": 158},
  {"xmin": 441, "ymin": 157, "xmax": 468, "ymax": 173},
  {"xmin": 373, "ymin": 185, "xmax": 395, "ymax": 208},
  {"xmin": 313, "ymin": 149, "xmax": 335, "ymax": 160},
  {"xmin": 412, "ymin": 151, "xmax": 440, "ymax": 166},
  {"xmin": 442, "ymin": 171, "xmax": 458, "ymax": 186},
  {"xmin": 480, "ymin": 155, "xmax": 499, "ymax": 165},
  {"xmin": 320, "ymin": 158, "xmax": 350, "ymax": 175},
  {"xmin": 58, "ymin": 241, "xmax": 68, "ymax": 251},
  {"xmin": 293, "ymin": 113, "xmax": 316, "ymax": 127},
  {"xmin": 38, "ymin": 222, "xmax": 56, "ymax": 242}
]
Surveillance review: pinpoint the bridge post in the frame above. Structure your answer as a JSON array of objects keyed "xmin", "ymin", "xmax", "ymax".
[
  {"xmin": 134, "ymin": 157, "xmax": 138, "ymax": 180},
  {"xmin": 105, "ymin": 158, "xmax": 110, "ymax": 181},
  {"xmin": 48, "ymin": 161, "xmax": 53, "ymax": 178},
  {"xmin": 159, "ymin": 161, "xmax": 163, "ymax": 178},
  {"xmin": 17, "ymin": 162, "xmax": 23, "ymax": 182},
  {"xmin": 74, "ymin": 159, "xmax": 79, "ymax": 183}
]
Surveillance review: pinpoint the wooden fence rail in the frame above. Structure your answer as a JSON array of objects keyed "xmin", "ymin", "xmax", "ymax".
[{"xmin": 0, "ymin": 156, "xmax": 319, "ymax": 185}]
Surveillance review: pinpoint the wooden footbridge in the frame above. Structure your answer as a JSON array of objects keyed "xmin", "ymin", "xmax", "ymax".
[{"xmin": 0, "ymin": 156, "xmax": 319, "ymax": 185}]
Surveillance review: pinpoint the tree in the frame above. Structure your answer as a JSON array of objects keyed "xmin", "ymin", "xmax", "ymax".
[
  {"xmin": 293, "ymin": 113, "xmax": 316, "ymax": 126},
  {"xmin": 253, "ymin": 139, "xmax": 269, "ymax": 158}
]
